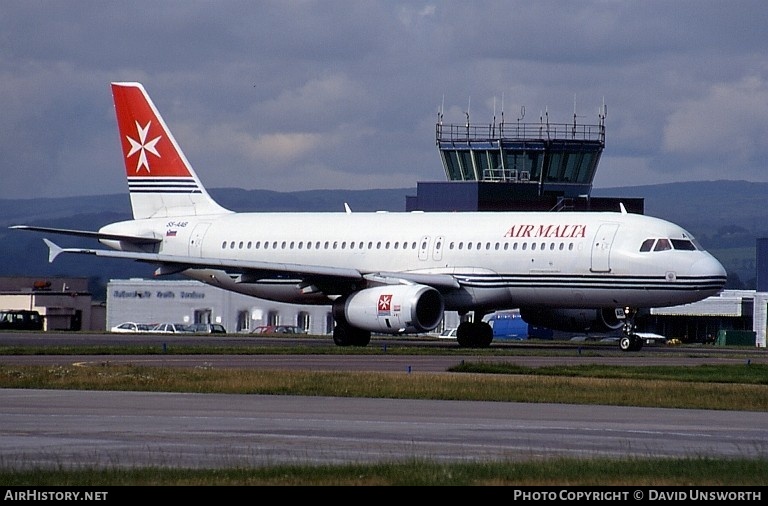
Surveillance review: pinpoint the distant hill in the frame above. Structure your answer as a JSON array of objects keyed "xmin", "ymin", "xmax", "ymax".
[{"xmin": 0, "ymin": 181, "xmax": 762, "ymax": 294}]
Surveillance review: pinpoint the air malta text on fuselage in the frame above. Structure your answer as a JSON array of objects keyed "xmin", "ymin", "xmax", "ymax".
[{"xmin": 503, "ymin": 224, "xmax": 587, "ymax": 238}]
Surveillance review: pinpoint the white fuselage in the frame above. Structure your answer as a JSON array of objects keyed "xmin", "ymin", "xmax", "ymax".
[{"xmin": 100, "ymin": 210, "xmax": 727, "ymax": 312}]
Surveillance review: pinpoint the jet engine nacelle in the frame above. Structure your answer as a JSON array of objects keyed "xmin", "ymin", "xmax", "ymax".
[
  {"xmin": 519, "ymin": 307, "xmax": 625, "ymax": 333},
  {"xmin": 335, "ymin": 284, "xmax": 444, "ymax": 334}
]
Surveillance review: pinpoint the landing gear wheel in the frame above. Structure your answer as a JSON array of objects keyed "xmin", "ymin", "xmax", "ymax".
[
  {"xmin": 333, "ymin": 325, "xmax": 352, "ymax": 346},
  {"xmin": 478, "ymin": 322, "xmax": 493, "ymax": 347},
  {"xmin": 456, "ymin": 321, "xmax": 493, "ymax": 348},
  {"xmin": 619, "ymin": 335, "xmax": 633, "ymax": 351},
  {"xmin": 333, "ymin": 324, "xmax": 370, "ymax": 347},
  {"xmin": 351, "ymin": 329, "xmax": 371, "ymax": 347},
  {"xmin": 456, "ymin": 325, "xmax": 472, "ymax": 347},
  {"xmin": 619, "ymin": 334, "xmax": 643, "ymax": 352}
]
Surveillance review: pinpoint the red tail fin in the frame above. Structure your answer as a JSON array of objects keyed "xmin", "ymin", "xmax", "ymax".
[{"xmin": 111, "ymin": 82, "xmax": 230, "ymax": 219}]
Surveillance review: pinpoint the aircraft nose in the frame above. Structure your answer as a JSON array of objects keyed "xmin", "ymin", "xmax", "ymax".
[{"xmin": 692, "ymin": 254, "xmax": 728, "ymax": 291}]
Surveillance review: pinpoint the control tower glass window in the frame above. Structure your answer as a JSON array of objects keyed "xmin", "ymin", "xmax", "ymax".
[
  {"xmin": 477, "ymin": 150, "xmax": 505, "ymax": 180},
  {"xmin": 459, "ymin": 150, "xmax": 475, "ymax": 180},
  {"xmin": 563, "ymin": 152, "xmax": 582, "ymax": 183},
  {"xmin": 474, "ymin": 151, "xmax": 489, "ymax": 179},
  {"xmin": 505, "ymin": 150, "xmax": 543, "ymax": 181},
  {"xmin": 575, "ymin": 152, "xmax": 597, "ymax": 184},
  {"xmin": 442, "ymin": 151, "xmax": 462, "ymax": 180},
  {"xmin": 546, "ymin": 152, "xmax": 563, "ymax": 181}
]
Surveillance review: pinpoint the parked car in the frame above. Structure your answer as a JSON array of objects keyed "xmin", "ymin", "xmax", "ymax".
[
  {"xmin": 186, "ymin": 323, "xmax": 227, "ymax": 334},
  {"xmin": 437, "ymin": 328, "xmax": 457, "ymax": 339},
  {"xmin": 110, "ymin": 322, "xmax": 154, "ymax": 333},
  {"xmin": 150, "ymin": 323, "xmax": 195, "ymax": 334},
  {"xmin": 633, "ymin": 332, "xmax": 667, "ymax": 345},
  {"xmin": 252, "ymin": 325, "xmax": 307, "ymax": 335}
]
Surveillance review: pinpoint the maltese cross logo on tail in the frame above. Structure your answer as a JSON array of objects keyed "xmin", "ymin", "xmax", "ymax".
[
  {"xmin": 378, "ymin": 294, "xmax": 392, "ymax": 315},
  {"xmin": 126, "ymin": 120, "xmax": 161, "ymax": 173}
]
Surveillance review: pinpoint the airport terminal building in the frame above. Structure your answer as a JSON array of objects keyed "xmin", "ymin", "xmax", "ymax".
[{"xmin": 105, "ymin": 278, "xmax": 336, "ymax": 335}]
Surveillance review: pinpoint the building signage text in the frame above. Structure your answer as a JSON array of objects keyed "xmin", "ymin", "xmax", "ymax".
[{"xmin": 112, "ymin": 290, "xmax": 206, "ymax": 299}]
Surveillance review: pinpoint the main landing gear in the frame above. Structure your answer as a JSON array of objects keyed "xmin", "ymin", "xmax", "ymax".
[{"xmin": 619, "ymin": 308, "xmax": 643, "ymax": 352}]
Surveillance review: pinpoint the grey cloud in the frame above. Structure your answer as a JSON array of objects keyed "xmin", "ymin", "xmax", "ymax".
[{"xmin": 2, "ymin": 0, "xmax": 768, "ymax": 198}]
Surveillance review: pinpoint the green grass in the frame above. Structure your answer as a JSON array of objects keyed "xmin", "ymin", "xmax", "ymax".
[
  {"xmin": 1, "ymin": 362, "xmax": 766, "ymax": 410},
  {"xmin": 452, "ymin": 362, "xmax": 768, "ymax": 385},
  {"xmin": 1, "ymin": 457, "xmax": 766, "ymax": 486}
]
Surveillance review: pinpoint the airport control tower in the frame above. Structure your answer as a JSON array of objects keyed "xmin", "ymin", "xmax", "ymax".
[{"xmin": 406, "ymin": 103, "xmax": 643, "ymax": 213}]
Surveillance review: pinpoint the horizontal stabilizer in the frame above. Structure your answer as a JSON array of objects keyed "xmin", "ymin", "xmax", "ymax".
[
  {"xmin": 43, "ymin": 239, "xmax": 64, "ymax": 263},
  {"xmin": 10, "ymin": 225, "xmax": 161, "ymax": 244}
]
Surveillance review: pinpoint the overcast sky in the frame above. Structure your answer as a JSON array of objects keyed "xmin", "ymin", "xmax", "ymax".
[{"xmin": 1, "ymin": 0, "xmax": 767, "ymax": 200}]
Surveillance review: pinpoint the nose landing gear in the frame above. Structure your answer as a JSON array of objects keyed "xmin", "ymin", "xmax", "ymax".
[{"xmin": 619, "ymin": 308, "xmax": 643, "ymax": 351}]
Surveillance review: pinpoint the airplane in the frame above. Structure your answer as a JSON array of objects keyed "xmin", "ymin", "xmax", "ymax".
[{"xmin": 11, "ymin": 82, "xmax": 728, "ymax": 351}]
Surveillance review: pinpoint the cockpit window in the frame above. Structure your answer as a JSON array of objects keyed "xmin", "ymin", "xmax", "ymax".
[
  {"xmin": 671, "ymin": 239, "xmax": 696, "ymax": 250},
  {"xmin": 641, "ymin": 237, "xmax": 699, "ymax": 252},
  {"xmin": 686, "ymin": 234, "xmax": 704, "ymax": 250},
  {"xmin": 640, "ymin": 239, "xmax": 655, "ymax": 252}
]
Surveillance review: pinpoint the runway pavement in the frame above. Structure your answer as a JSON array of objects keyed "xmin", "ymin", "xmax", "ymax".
[{"xmin": 2, "ymin": 388, "xmax": 767, "ymax": 470}]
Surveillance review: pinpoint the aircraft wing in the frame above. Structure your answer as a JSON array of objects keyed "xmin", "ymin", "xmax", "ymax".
[
  {"xmin": 41, "ymin": 239, "xmax": 460, "ymax": 290},
  {"xmin": 10, "ymin": 225, "xmax": 161, "ymax": 245}
]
